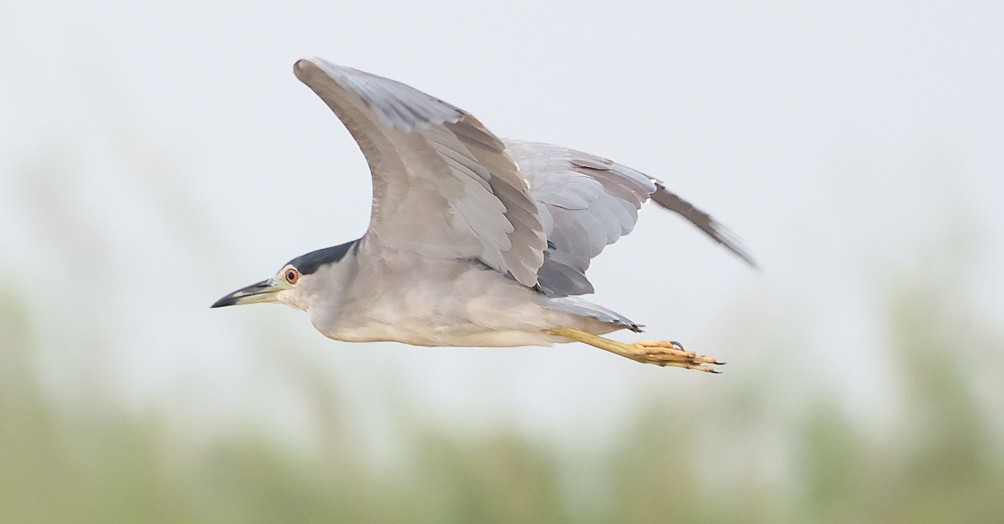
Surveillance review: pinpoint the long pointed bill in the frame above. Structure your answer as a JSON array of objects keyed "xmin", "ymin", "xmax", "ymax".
[{"xmin": 211, "ymin": 279, "xmax": 282, "ymax": 308}]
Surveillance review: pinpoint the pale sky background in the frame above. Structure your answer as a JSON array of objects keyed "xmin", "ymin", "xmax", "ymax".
[{"xmin": 2, "ymin": 0, "xmax": 1002, "ymax": 460}]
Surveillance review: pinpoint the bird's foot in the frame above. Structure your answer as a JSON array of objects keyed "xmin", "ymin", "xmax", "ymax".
[
  {"xmin": 545, "ymin": 328, "xmax": 724, "ymax": 373},
  {"xmin": 627, "ymin": 340, "xmax": 725, "ymax": 373}
]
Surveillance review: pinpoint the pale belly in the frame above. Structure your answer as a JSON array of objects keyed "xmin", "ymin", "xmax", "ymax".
[{"xmin": 306, "ymin": 259, "xmax": 619, "ymax": 348}]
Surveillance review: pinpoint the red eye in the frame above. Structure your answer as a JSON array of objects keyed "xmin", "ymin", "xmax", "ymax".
[{"xmin": 285, "ymin": 268, "xmax": 299, "ymax": 284}]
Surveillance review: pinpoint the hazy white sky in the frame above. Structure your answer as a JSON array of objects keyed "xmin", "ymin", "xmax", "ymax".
[{"xmin": 2, "ymin": 0, "xmax": 1002, "ymax": 452}]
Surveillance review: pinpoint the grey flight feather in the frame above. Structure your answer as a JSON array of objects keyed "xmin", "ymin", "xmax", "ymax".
[
  {"xmin": 504, "ymin": 141, "xmax": 757, "ymax": 297},
  {"xmin": 504, "ymin": 140, "xmax": 653, "ymax": 296},
  {"xmin": 293, "ymin": 58, "xmax": 547, "ymax": 288},
  {"xmin": 649, "ymin": 183, "xmax": 758, "ymax": 269},
  {"xmin": 293, "ymin": 58, "xmax": 754, "ymax": 300}
]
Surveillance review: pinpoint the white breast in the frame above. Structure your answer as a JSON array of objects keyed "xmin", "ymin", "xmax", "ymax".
[{"xmin": 303, "ymin": 245, "xmax": 605, "ymax": 347}]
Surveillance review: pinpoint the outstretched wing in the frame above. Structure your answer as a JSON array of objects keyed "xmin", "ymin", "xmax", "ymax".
[
  {"xmin": 294, "ymin": 58, "xmax": 546, "ymax": 287},
  {"xmin": 648, "ymin": 183, "xmax": 757, "ymax": 268},
  {"xmin": 505, "ymin": 141, "xmax": 756, "ymax": 297}
]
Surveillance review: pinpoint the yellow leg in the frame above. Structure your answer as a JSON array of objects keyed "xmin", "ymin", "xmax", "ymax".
[{"xmin": 545, "ymin": 327, "xmax": 724, "ymax": 373}]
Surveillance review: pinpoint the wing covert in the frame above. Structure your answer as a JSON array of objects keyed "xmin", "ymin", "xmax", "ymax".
[
  {"xmin": 506, "ymin": 140, "xmax": 756, "ymax": 297},
  {"xmin": 293, "ymin": 58, "xmax": 546, "ymax": 287}
]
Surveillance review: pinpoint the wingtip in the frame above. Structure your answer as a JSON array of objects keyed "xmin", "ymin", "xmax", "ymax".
[
  {"xmin": 293, "ymin": 56, "xmax": 322, "ymax": 78},
  {"xmin": 648, "ymin": 182, "xmax": 760, "ymax": 272},
  {"xmin": 731, "ymin": 246, "xmax": 762, "ymax": 273},
  {"xmin": 710, "ymin": 222, "xmax": 761, "ymax": 272}
]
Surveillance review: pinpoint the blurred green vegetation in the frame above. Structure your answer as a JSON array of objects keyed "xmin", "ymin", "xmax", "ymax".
[
  {"xmin": 3, "ymin": 141, "xmax": 1002, "ymax": 523},
  {"xmin": 2, "ymin": 268, "xmax": 1002, "ymax": 524}
]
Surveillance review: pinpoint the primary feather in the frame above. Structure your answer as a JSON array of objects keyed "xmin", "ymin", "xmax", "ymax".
[
  {"xmin": 293, "ymin": 58, "xmax": 755, "ymax": 299},
  {"xmin": 506, "ymin": 141, "xmax": 755, "ymax": 297}
]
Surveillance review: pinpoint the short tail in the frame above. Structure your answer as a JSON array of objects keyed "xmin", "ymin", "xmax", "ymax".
[{"xmin": 548, "ymin": 296, "xmax": 643, "ymax": 333}]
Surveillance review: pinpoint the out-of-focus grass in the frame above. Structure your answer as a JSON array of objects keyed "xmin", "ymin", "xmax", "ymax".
[
  {"xmin": 2, "ymin": 271, "xmax": 1003, "ymax": 523},
  {"xmin": 3, "ymin": 143, "xmax": 1002, "ymax": 522}
]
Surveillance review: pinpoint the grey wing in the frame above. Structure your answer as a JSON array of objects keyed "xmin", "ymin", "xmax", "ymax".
[
  {"xmin": 505, "ymin": 140, "xmax": 755, "ymax": 297},
  {"xmin": 649, "ymin": 184, "xmax": 758, "ymax": 268},
  {"xmin": 294, "ymin": 58, "xmax": 546, "ymax": 287}
]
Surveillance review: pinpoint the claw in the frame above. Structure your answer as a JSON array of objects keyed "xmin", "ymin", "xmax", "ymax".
[
  {"xmin": 628, "ymin": 340, "xmax": 724, "ymax": 372},
  {"xmin": 545, "ymin": 327, "xmax": 725, "ymax": 373}
]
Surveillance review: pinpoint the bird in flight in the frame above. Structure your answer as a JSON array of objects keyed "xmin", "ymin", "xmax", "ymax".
[{"xmin": 212, "ymin": 58, "xmax": 755, "ymax": 372}]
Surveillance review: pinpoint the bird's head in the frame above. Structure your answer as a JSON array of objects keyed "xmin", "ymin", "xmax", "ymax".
[{"xmin": 211, "ymin": 240, "xmax": 358, "ymax": 311}]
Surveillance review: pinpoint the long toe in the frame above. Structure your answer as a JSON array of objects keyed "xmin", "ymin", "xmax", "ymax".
[{"xmin": 629, "ymin": 340, "xmax": 725, "ymax": 372}]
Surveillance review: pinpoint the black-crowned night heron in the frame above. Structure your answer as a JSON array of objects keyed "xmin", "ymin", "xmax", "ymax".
[{"xmin": 212, "ymin": 58, "xmax": 755, "ymax": 372}]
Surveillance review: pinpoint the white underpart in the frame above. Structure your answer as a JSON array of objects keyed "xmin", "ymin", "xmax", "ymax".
[
  {"xmin": 291, "ymin": 239, "xmax": 621, "ymax": 348},
  {"xmin": 278, "ymin": 59, "xmax": 751, "ymax": 348}
]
